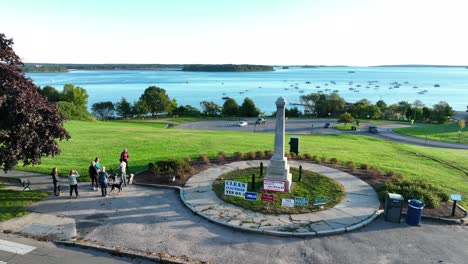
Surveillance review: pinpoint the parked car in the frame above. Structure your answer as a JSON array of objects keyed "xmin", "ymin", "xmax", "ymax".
[
  {"xmin": 237, "ymin": 121, "xmax": 248, "ymax": 127},
  {"xmin": 368, "ymin": 126, "xmax": 379, "ymax": 133},
  {"xmin": 255, "ymin": 118, "xmax": 266, "ymax": 125},
  {"xmin": 324, "ymin": 122, "xmax": 331, "ymax": 128}
]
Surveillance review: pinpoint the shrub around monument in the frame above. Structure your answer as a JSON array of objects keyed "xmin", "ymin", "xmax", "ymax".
[
  {"xmin": 150, "ymin": 159, "xmax": 192, "ymax": 177},
  {"xmin": 213, "ymin": 166, "xmax": 345, "ymax": 214},
  {"xmin": 378, "ymin": 177, "xmax": 449, "ymax": 208}
]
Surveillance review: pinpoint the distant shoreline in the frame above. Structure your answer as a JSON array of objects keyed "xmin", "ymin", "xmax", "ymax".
[{"xmin": 23, "ymin": 63, "xmax": 468, "ymax": 73}]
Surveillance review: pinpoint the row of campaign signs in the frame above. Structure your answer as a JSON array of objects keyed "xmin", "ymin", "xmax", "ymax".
[{"xmin": 224, "ymin": 180, "xmax": 326, "ymax": 207}]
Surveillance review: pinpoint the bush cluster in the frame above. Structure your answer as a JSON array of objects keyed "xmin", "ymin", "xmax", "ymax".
[
  {"xmin": 149, "ymin": 159, "xmax": 192, "ymax": 177},
  {"xmin": 198, "ymin": 154, "xmax": 210, "ymax": 164},
  {"xmin": 264, "ymin": 150, "xmax": 274, "ymax": 158},
  {"xmin": 217, "ymin": 151, "xmax": 227, "ymax": 162},
  {"xmin": 330, "ymin": 157, "xmax": 338, "ymax": 164},
  {"xmin": 378, "ymin": 178, "xmax": 449, "ymax": 208}
]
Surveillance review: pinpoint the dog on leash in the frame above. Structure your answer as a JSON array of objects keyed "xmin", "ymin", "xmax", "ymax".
[
  {"xmin": 127, "ymin": 173, "xmax": 134, "ymax": 185},
  {"xmin": 109, "ymin": 181, "xmax": 123, "ymax": 194}
]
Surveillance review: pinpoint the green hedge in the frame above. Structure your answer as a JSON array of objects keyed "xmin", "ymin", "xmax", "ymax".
[{"xmin": 378, "ymin": 178, "xmax": 449, "ymax": 208}]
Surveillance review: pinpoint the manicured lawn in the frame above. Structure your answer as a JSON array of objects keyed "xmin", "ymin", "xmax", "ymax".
[
  {"xmin": 334, "ymin": 124, "xmax": 358, "ymax": 131},
  {"xmin": 213, "ymin": 167, "xmax": 345, "ymax": 214},
  {"xmin": 19, "ymin": 120, "xmax": 468, "ymax": 207},
  {"xmin": 0, "ymin": 185, "xmax": 48, "ymax": 222},
  {"xmin": 394, "ymin": 124, "xmax": 467, "ymax": 144}
]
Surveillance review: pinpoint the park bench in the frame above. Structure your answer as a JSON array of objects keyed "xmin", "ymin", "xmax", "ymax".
[{"xmin": 0, "ymin": 176, "xmax": 31, "ymax": 191}]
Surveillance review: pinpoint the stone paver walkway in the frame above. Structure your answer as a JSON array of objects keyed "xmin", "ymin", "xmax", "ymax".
[{"xmin": 181, "ymin": 160, "xmax": 381, "ymax": 236}]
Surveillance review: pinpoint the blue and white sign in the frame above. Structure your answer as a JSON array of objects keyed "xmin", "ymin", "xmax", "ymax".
[
  {"xmin": 245, "ymin": 192, "xmax": 258, "ymax": 201},
  {"xmin": 282, "ymin": 198, "xmax": 295, "ymax": 207},
  {"xmin": 450, "ymin": 194, "xmax": 462, "ymax": 201},
  {"xmin": 224, "ymin": 180, "xmax": 247, "ymax": 197},
  {"xmin": 295, "ymin": 197, "xmax": 309, "ymax": 206}
]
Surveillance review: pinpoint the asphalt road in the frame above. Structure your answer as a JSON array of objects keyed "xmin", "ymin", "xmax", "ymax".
[
  {"xmin": 1, "ymin": 170, "xmax": 468, "ymax": 263},
  {"xmin": 175, "ymin": 118, "xmax": 468, "ymax": 149},
  {"xmin": 0, "ymin": 233, "xmax": 152, "ymax": 264}
]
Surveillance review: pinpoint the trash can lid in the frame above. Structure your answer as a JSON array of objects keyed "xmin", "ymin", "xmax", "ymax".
[
  {"xmin": 408, "ymin": 199, "xmax": 425, "ymax": 208},
  {"xmin": 387, "ymin": 193, "xmax": 403, "ymax": 200}
]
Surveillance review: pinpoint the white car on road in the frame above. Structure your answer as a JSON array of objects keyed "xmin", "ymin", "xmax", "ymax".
[{"xmin": 237, "ymin": 121, "xmax": 248, "ymax": 127}]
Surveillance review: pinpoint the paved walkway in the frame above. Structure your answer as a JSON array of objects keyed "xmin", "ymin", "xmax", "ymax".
[
  {"xmin": 1, "ymin": 169, "xmax": 468, "ymax": 263},
  {"xmin": 181, "ymin": 160, "xmax": 381, "ymax": 236}
]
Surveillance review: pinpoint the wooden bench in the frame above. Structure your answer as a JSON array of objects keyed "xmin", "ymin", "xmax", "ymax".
[{"xmin": 0, "ymin": 176, "xmax": 31, "ymax": 191}]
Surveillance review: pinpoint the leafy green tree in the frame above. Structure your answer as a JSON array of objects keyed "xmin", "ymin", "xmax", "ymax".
[
  {"xmin": 200, "ymin": 101, "xmax": 221, "ymax": 117},
  {"xmin": 431, "ymin": 101, "xmax": 455, "ymax": 124},
  {"xmin": 349, "ymin": 99, "xmax": 373, "ymax": 119},
  {"xmin": 173, "ymin": 105, "xmax": 201, "ymax": 117},
  {"xmin": 92, "ymin": 101, "xmax": 115, "ymax": 119},
  {"xmin": 285, "ymin": 107, "xmax": 302, "ymax": 117},
  {"xmin": 338, "ymin": 113, "xmax": 355, "ymax": 125},
  {"xmin": 222, "ymin": 98, "xmax": 239, "ymax": 117},
  {"xmin": 240, "ymin": 97, "xmax": 260, "ymax": 117},
  {"xmin": 133, "ymin": 100, "xmax": 150, "ymax": 117},
  {"xmin": 60, "ymin": 84, "xmax": 89, "ymax": 108},
  {"xmin": 58, "ymin": 83, "xmax": 91, "ymax": 120},
  {"xmin": 0, "ymin": 33, "xmax": 70, "ymax": 171},
  {"xmin": 376, "ymin": 100, "xmax": 388, "ymax": 112},
  {"xmin": 139, "ymin": 86, "xmax": 177, "ymax": 116},
  {"xmin": 397, "ymin": 101, "xmax": 411, "ymax": 119},
  {"xmin": 422, "ymin": 107, "xmax": 432, "ymax": 121},
  {"xmin": 38, "ymin": 85, "xmax": 60, "ymax": 102},
  {"xmin": 300, "ymin": 92, "xmax": 345, "ymax": 117},
  {"xmin": 115, "ymin": 97, "xmax": 132, "ymax": 118}
]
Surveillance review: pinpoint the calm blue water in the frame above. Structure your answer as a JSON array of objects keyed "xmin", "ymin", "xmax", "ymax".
[{"xmin": 26, "ymin": 67, "xmax": 468, "ymax": 114}]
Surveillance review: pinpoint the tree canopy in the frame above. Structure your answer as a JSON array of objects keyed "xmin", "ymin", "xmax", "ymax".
[
  {"xmin": 0, "ymin": 33, "xmax": 70, "ymax": 171},
  {"xmin": 222, "ymin": 98, "xmax": 239, "ymax": 116},
  {"xmin": 115, "ymin": 97, "xmax": 132, "ymax": 118},
  {"xmin": 92, "ymin": 101, "xmax": 115, "ymax": 119},
  {"xmin": 138, "ymin": 86, "xmax": 177, "ymax": 116},
  {"xmin": 240, "ymin": 97, "xmax": 260, "ymax": 117},
  {"xmin": 200, "ymin": 101, "xmax": 221, "ymax": 117}
]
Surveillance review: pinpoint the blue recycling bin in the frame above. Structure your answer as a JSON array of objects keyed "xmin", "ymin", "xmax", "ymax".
[{"xmin": 406, "ymin": 199, "xmax": 425, "ymax": 226}]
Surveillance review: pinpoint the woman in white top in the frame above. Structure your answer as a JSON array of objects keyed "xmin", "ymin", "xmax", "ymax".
[{"xmin": 68, "ymin": 169, "xmax": 80, "ymax": 198}]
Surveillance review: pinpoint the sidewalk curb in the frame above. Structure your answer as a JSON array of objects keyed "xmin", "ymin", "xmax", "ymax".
[
  {"xmin": 55, "ymin": 240, "xmax": 200, "ymax": 264},
  {"xmin": 136, "ymin": 171, "xmax": 383, "ymax": 237}
]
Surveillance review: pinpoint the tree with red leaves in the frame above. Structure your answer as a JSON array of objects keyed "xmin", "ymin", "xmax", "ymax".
[{"xmin": 0, "ymin": 33, "xmax": 70, "ymax": 171}]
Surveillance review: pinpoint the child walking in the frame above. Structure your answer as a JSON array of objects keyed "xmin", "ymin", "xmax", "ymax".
[
  {"xmin": 68, "ymin": 169, "xmax": 80, "ymax": 198},
  {"xmin": 51, "ymin": 167, "xmax": 61, "ymax": 196}
]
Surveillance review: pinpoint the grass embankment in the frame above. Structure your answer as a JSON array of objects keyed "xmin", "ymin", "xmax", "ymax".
[
  {"xmin": 394, "ymin": 124, "xmax": 467, "ymax": 144},
  {"xmin": 213, "ymin": 167, "xmax": 345, "ymax": 214},
  {"xmin": 19, "ymin": 120, "xmax": 468, "ymax": 207},
  {"xmin": 334, "ymin": 124, "xmax": 358, "ymax": 131},
  {"xmin": 0, "ymin": 185, "xmax": 48, "ymax": 222}
]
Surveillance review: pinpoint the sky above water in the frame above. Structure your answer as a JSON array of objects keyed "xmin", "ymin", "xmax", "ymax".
[{"xmin": 2, "ymin": 0, "xmax": 468, "ymax": 66}]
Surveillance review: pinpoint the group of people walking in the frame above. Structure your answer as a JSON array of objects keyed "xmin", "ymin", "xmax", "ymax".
[{"xmin": 51, "ymin": 149, "xmax": 130, "ymax": 198}]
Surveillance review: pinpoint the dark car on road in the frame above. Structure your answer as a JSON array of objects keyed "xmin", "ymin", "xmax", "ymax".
[
  {"xmin": 368, "ymin": 126, "xmax": 379, "ymax": 133},
  {"xmin": 324, "ymin": 122, "xmax": 331, "ymax": 128}
]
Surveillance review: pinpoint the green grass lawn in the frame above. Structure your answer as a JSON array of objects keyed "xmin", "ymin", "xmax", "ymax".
[
  {"xmin": 17, "ymin": 120, "xmax": 468, "ymax": 207},
  {"xmin": 394, "ymin": 124, "xmax": 467, "ymax": 144},
  {"xmin": 0, "ymin": 185, "xmax": 48, "ymax": 222},
  {"xmin": 334, "ymin": 124, "xmax": 358, "ymax": 131},
  {"xmin": 213, "ymin": 167, "xmax": 345, "ymax": 214}
]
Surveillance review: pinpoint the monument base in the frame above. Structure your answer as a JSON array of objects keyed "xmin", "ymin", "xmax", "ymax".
[{"xmin": 265, "ymin": 158, "xmax": 293, "ymax": 192}]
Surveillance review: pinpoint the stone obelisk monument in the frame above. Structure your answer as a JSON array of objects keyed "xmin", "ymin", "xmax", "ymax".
[{"xmin": 265, "ymin": 97, "xmax": 292, "ymax": 192}]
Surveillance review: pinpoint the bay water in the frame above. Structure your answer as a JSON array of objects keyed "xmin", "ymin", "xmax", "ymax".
[{"xmin": 26, "ymin": 66, "xmax": 468, "ymax": 114}]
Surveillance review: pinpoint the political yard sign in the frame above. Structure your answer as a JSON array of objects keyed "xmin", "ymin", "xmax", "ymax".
[
  {"xmin": 295, "ymin": 197, "xmax": 309, "ymax": 206},
  {"xmin": 224, "ymin": 180, "xmax": 247, "ymax": 197},
  {"xmin": 263, "ymin": 179, "xmax": 286, "ymax": 192}
]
